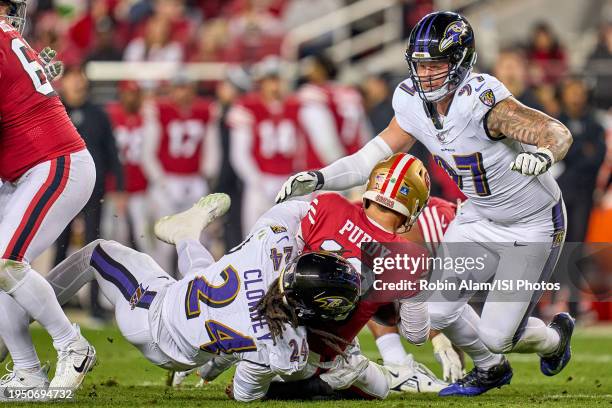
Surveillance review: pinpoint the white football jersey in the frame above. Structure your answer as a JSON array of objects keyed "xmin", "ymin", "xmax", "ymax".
[
  {"xmin": 392, "ymin": 73, "xmax": 560, "ymax": 223},
  {"xmin": 158, "ymin": 223, "xmax": 307, "ymax": 375}
]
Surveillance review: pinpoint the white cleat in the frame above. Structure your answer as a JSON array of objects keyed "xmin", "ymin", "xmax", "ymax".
[
  {"xmin": 386, "ymin": 361, "xmax": 448, "ymax": 393},
  {"xmin": 167, "ymin": 369, "xmax": 194, "ymax": 388},
  {"xmin": 154, "ymin": 193, "xmax": 231, "ymax": 245},
  {"xmin": 0, "ymin": 363, "xmax": 50, "ymax": 401},
  {"xmin": 49, "ymin": 325, "xmax": 96, "ymax": 392}
]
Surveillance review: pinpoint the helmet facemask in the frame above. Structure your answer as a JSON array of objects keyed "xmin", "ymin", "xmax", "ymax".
[
  {"xmin": 406, "ymin": 48, "xmax": 476, "ymax": 102},
  {"xmin": 0, "ymin": 0, "xmax": 26, "ymax": 34},
  {"xmin": 278, "ymin": 253, "xmax": 360, "ymax": 323}
]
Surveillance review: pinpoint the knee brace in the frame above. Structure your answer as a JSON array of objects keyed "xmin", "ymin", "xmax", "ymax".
[{"xmin": 0, "ymin": 259, "xmax": 31, "ymax": 293}]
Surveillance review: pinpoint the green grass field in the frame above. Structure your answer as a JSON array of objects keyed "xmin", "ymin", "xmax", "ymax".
[{"xmin": 5, "ymin": 324, "xmax": 612, "ymax": 407}]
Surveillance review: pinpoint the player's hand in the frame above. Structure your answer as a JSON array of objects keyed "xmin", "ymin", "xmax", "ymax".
[
  {"xmin": 275, "ymin": 171, "xmax": 324, "ymax": 203},
  {"xmin": 38, "ymin": 47, "xmax": 64, "ymax": 81},
  {"xmin": 509, "ymin": 148, "xmax": 554, "ymax": 176},
  {"xmin": 432, "ymin": 333, "xmax": 463, "ymax": 383}
]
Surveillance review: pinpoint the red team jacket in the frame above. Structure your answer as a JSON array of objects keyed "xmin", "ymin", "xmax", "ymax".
[
  {"xmin": 298, "ymin": 83, "xmax": 367, "ymax": 170},
  {"xmin": 106, "ymin": 102, "xmax": 148, "ymax": 193},
  {"xmin": 227, "ymin": 92, "xmax": 301, "ymax": 176},
  {"xmin": 0, "ymin": 21, "xmax": 84, "ymax": 181},
  {"xmin": 301, "ymin": 193, "xmax": 457, "ymax": 359},
  {"xmin": 155, "ymin": 97, "xmax": 214, "ymax": 175}
]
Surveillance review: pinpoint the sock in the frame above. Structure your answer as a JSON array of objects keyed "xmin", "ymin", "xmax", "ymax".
[
  {"xmin": 443, "ymin": 305, "xmax": 503, "ymax": 370},
  {"xmin": 0, "ymin": 292, "xmax": 40, "ymax": 370},
  {"xmin": 375, "ymin": 333, "xmax": 412, "ymax": 366},
  {"xmin": 512, "ymin": 317, "xmax": 560, "ymax": 355},
  {"xmin": 46, "ymin": 242, "xmax": 97, "ymax": 305},
  {"xmin": 8, "ymin": 270, "xmax": 77, "ymax": 351}
]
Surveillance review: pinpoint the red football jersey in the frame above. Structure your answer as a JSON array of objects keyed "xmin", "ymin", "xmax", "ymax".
[
  {"xmin": 298, "ymin": 83, "xmax": 368, "ymax": 169},
  {"xmin": 155, "ymin": 97, "xmax": 213, "ymax": 175},
  {"xmin": 417, "ymin": 196, "xmax": 457, "ymax": 255},
  {"xmin": 0, "ymin": 21, "xmax": 85, "ymax": 181},
  {"xmin": 300, "ymin": 193, "xmax": 427, "ymax": 359},
  {"xmin": 106, "ymin": 102, "xmax": 148, "ymax": 193},
  {"xmin": 227, "ymin": 93, "xmax": 300, "ymax": 175}
]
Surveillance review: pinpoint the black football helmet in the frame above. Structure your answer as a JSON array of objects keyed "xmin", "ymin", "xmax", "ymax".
[
  {"xmin": 280, "ymin": 251, "xmax": 360, "ymax": 323},
  {"xmin": 405, "ymin": 11, "xmax": 477, "ymax": 102},
  {"xmin": 0, "ymin": 0, "xmax": 26, "ymax": 33}
]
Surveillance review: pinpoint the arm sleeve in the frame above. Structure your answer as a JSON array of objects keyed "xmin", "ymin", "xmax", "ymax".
[
  {"xmin": 320, "ymin": 136, "xmax": 393, "ymax": 191},
  {"xmin": 233, "ymin": 360, "xmax": 276, "ymax": 402},
  {"xmin": 175, "ymin": 239, "xmax": 215, "ymax": 278},
  {"xmin": 141, "ymin": 102, "xmax": 166, "ymax": 183},
  {"xmin": 299, "ymin": 103, "xmax": 347, "ymax": 165},
  {"xmin": 398, "ymin": 300, "xmax": 430, "ymax": 346},
  {"xmin": 249, "ymin": 200, "xmax": 310, "ymax": 237},
  {"xmin": 101, "ymin": 109, "xmax": 125, "ymax": 191}
]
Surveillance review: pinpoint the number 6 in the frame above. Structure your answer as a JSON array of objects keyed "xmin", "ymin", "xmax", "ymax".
[{"xmin": 12, "ymin": 38, "xmax": 54, "ymax": 96}]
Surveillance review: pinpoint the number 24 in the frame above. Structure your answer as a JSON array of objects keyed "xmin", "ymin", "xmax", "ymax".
[{"xmin": 289, "ymin": 338, "xmax": 308, "ymax": 363}]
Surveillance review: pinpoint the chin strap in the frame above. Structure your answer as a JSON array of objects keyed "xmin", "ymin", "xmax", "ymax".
[{"xmin": 424, "ymin": 101, "xmax": 443, "ymax": 130}]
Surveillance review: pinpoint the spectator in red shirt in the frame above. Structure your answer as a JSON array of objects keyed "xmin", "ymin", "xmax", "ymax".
[{"xmin": 527, "ymin": 22, "xmax": 568, "ymax": 85}]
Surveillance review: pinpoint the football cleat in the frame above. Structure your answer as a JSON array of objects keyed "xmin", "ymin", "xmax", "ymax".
[
  {"xmin": 439, "ymin": 357, "xmax": 512, "ymax": 396},
  {"xmin": 540, "ymin": 312, "xmax": 575, "ymax": 376},
  {"xmin": 167, "ymin": 369, "xmax": 195, "ymax": 387},
  {"xmin": 154, "ymin": 193, "xmax": 231, "ymax": 244},
  {"xmin": 49, "ymin": 325, "xmax": 96, "ymax": 391},
  {"xmin": 0, "ymin": 363, "xmax": 50, "ymax": 401},
  {"xmin": 386, "ymin": 360, "xmax": 447, "ymax": 393}
]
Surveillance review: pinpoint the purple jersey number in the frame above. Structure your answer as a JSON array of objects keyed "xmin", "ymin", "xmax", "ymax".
[{"xmin": 433, "ymin": 153, "xmax": 490, "ymax": 197}]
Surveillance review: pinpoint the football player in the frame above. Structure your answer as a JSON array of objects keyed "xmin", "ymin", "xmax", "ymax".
[
  {"xmin": 296, "ymin": 54, "xmax": 371, "ymax": 169},
  {"xmin": 142, "ymin": 73, "xmax": 217, "ymax": 274},
  {"xmin": 0, "ymin": 0, "xmax": 96, "ymax": 395},
  {"xmin": 227, "ymin": 57, "xmax": 302, "ymax": 234},
  {"xmin": 368, "ymin": 196, "xmax": 464, "ymax": 383},
  {"xmin": 276, "ymin": 11, "xmax": 574, "ymax": 396},
  {"xmin": 43, "ymin": 194, "xmax": 360, "ymax": 403},
  {"xmin": 194, "ymin": 154, "xmax": 456, "ymax": 399},
  {"xmin": 106, "ymin": 80, "xmax": 152, "ymax": 254}
]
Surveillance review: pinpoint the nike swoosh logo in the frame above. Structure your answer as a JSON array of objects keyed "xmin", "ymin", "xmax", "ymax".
[
  {"xmin": 475, "ymin": 83, "xmax": 485, "ymax": 92},
  {"xmin": 73, "ymin": 348, "xmax": 90, "ymax": 373},
  {"xmin": 388, "ymin": 370, "xmax": 399, "ymax": 378},
  {"xmin": 513, "ymin": 241, "xmax": 528, "ymax": 247}
]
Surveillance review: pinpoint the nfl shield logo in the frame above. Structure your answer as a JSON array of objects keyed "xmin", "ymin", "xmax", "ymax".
[{"xmin": 399, "ymin": 186, "xmax": 410, "ymax": 196}]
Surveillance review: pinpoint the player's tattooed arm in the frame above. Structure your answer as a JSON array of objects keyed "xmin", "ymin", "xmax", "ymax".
[{"xmin": 486, "ymin": 97, "xmax": 572, "ymax": 162}]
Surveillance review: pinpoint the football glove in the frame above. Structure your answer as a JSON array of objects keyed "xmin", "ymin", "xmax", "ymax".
[
  {"xmin": 275, "ymin": 170, "xmax": 324, "ymax": 203},
  {"xmin": 38, "ymin": 47, "xmax": 64, "ymax": 81},
  {"xmin": 432, "ymin": 333, "xmax": 464, "ymax": 383},
  {"xmin": 510, "ymin": 148, "xmax": 554, "ymax": 176}
]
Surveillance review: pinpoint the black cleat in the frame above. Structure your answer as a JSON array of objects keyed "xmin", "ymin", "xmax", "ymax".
[
  {"xmin": 439, "ymin": 357, "xmax": 512, "ymax": 396},
  {"xmin": 540, "ymin": 312, "xmax": 575, "ymax": 376}
]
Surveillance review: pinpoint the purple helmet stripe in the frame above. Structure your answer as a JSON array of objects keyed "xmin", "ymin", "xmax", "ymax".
[
  {"xmin": 414, "ymin": 15, "xmax": 430, "ymax": 52},
  {"xmin": 421, "ymin": 14, "xmax": 439, "ymax": 52}
]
